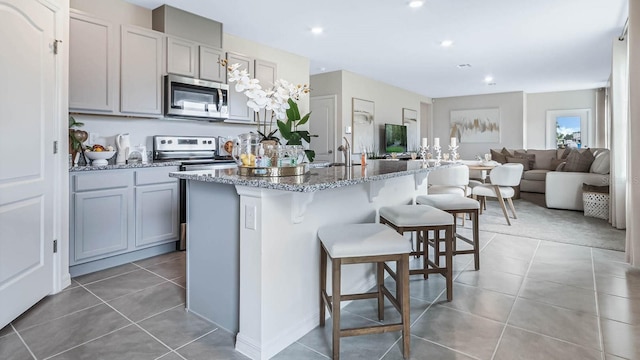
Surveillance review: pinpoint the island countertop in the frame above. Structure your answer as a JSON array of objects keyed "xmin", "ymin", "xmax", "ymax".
[{"xmin": 170, "ymin": 159, "xmax": 454, "ymax": 192}]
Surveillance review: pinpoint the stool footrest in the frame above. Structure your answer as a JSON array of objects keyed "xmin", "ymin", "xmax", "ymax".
[
  {"xmin": 341, "ymin": 292, "xmax": 380, "ymax": 301},
  {"xmin": 341, "ymin": 323, "xmax": 404, "ymax": 337},
  {"xmin": 455, "ymin": 233, "xmax": 474, "ymax": 246}
]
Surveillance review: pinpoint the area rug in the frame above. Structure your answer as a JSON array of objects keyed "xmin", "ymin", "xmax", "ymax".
[{"xmin": 472, "ymin": 195, "xmax": 626, "ymax": 251}]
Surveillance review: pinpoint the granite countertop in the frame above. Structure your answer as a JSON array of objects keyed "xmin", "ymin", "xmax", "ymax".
[
  {"xmin": 69, "ymin": 160, "xmax": 182, "ymax": 172},
  {"xmin": 170, "ymin": 160, "xmax": 458, "ymax": 192}
]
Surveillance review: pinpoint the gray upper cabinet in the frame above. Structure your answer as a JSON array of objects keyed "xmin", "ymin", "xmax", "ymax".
[
  {"xmin": 120, "ymin": 25, "xmax": 164, "ymax": 116},
  {"xmin": 166, "ymin": 36, "xmax": 197, "ymax": 77},
  {"xmin": 226, "ymin": 52, "xmax": 254, "ymax": 122},
  {"xmin": 199, "ymin": 45, "xmax": 225, "ymax": 82},
  {"xmin": 254, "ymin": 59, "xmax": 277, "ymax": 124},
  {"xmin": 69, "ymin": 10, "xmax": 117, "ymax": 113}
]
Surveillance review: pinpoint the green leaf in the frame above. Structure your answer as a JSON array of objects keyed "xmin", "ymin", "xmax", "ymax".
[
  {"xmin": 304, "ymin": 149, "xmax": 315, "ymax": 163},
  {"xmin": 296, "ymin": 130, "xmax": 311, "ymax": 143},
  {"xmin": 286, "ymin": 98, "xmax": 301, "ymax": 121},
  {"xmin": 288, "ymin": 132, "xmax": 302, "ymax": 145},
  {"xmin": 297, "ymin": 112, "xmax": 311, "ymax": 126},
  {"xmin": 277, "ymin": 120, "xmax": 291, "ymax": 139}
]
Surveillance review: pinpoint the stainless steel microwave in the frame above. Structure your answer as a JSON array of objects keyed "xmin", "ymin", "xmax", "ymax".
[{"xmin": 164, "ymin": 74, "xmax": 229, "ymax": 121}]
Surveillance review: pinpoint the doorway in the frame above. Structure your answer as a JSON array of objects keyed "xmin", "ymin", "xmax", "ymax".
[{"xmin": 310, "ymin": 95, "xmax": 337, "ymax": 163}]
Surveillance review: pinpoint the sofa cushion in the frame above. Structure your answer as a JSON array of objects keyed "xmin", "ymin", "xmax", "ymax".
[
  {"xmin": 523, "ymin": 149, "xmax": 556, "ymax": 170},
  {"xmin": 514, "ymin": 150, "xmax": 536, "ymax": 170},
  {"xmin": 563, "ymin": 149, "xmax": 595, "ymax": 172},
  {"xmin": 506, "ymin": 156, "xmax": 530, "ymax": 171},
  {"xmin": 590, "ymin": 149, "xmax": 610, "ymax": 174},
  {"xmin": 522, "ymin": 169, "xmax": 550, "ymax": 181},
  {"xmin": 491, "ymin": 148, "xmax": 511, "ymax": 164},
  {"xmin": 549, "ymin": 158, "xmax": 566, "ymax": 171}
]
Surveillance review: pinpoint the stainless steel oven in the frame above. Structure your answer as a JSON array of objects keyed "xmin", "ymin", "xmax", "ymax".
[{"xmin": 153, "ymin": 135, "xmax": 237, "ymax": 250}]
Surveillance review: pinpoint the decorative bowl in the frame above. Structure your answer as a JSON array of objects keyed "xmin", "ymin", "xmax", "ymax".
[{"xmin": 84, "ymin": 150, "xmax": 116, "ymax": 166}]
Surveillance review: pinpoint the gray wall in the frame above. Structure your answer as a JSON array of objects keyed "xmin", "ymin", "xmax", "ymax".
[{"xmin": 432, "ymin": 92, "xmax": 525, "ymax": 159}]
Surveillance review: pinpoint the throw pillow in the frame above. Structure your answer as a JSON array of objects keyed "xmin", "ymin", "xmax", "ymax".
[
  {"xmin": 563, "ymin": 149, "xmax": 595, "ymax": 172},
  {"xmin": 582, "ymin": 183, "xmax": 609, "ymax": 194},
  {"xmin": 549, "ymin": 158, "xmax": 565, "ymax": 171},
  {"xmin": 501, "ymin": 147, "xmax": 513, "ymax": 157},
  {"xmin": 491, "ymin": 149, "xmax": 507, "ymax": 164},
  {"xmin": 506, "ymin": 156, "xmax": 530, "ymax": 171},
  {"xmin": 560, "ymin": 147, "xmax": 572, "ymax": 159},
  {"xmin": 514, "ymin": 150, "xmax": 536, "ymax": 170},
  {"xmin": 590, "ymin": 150, "xmax": 611, "ymax": 174}
]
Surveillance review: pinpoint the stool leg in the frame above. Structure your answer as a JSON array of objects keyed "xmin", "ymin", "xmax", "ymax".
[
  {"xmin": 473, "ymin": 210, "xmax": 480, "ymax": 271},
  {"xmin": 445, "ymin": 225, "xmax": 454, "ymax": 302},
  {"xmin": 422, "ymin": 230, "xmax": 429, "ymax": 280},
  {"xmin": 399, "ymin": 255, "xmax": 410, "ymax": 359},
  {"xmin": 320, "ymin": 244, "xmax": 327, "ymax": 326},
  {"xmin": 332, "ymin": 258, "xmax": 342, "ymax": 360},
  {"xmin": 452, "ymin": 212, "xmax": 458, "ymax": 253},
  {"xmin": 377, "ymin": 262, "xmax": 384, "ymax": 321},
  {"xmin": 434, "ymin": 229, "xmax": 440, "ymax": 268}
]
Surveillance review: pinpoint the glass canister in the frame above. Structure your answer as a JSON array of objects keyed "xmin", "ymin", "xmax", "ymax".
[{"xmin": 233, "ymin": 133, "xmax": 261, "ymax": 167}]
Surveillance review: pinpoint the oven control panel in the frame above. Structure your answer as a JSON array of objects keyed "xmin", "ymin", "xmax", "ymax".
[{"xmin": 153, "ymin": 136, "xmax": 217, "ymax": 152}]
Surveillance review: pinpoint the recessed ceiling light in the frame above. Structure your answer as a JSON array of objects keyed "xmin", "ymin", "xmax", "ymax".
[
  {"xmin": 311, "ymin": 27, "xmax": 323, "ymax": 35},
  {"xmin": 484, "ymin": 76, "xmax": 494, "ymax": 82},
  {"xmin": 457, "ymin": 64, "xmax": 472, "ymax": 68},
  {"xmin": 408, "ymin": 1, "xmax": 424, "ymax": 8},
  {"xmin": 440, "ymin": 40, "xmax": 453, "ymax": 47}
]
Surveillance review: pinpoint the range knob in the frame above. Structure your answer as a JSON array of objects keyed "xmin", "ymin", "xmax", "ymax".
[
  {"xmin": 160, "ymin": 140, "xmax": 166, "ymax": 144},
  {"xmin": 168, "ymin": 140, "xmax": 173, "ymax": 144}
]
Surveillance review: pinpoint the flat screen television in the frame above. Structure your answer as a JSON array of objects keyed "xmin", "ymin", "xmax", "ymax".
[{"xmin": 384, "ymin": 123, "xmax": 407, "ymax": 153}]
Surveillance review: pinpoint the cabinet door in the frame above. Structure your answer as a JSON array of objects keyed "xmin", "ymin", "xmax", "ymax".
[
  {"xmin": 135, "ymin": 183, "xmax": 179, "ymax": 248},
  {"xmin": 167, "ymin": 36, "xmax": 197, "ymax": 77},
  {"xmin": 120, "ymin": 25, "xmax": 163, "ymax": 115},
  {"xmin": 226, "ymin": 52, "xmax": 254, "ymax": 122},
  {"xmin": 72, "ymin": 188, "xmax": 130, "ymax": 264},
  {"xmin": 199, "ymin": 45, "xmax": 224, "ymax": 82},
  {"xmin": 254, "ymin": 59, "xmax": 277, "ymax": 125},
  {"xmin": 69, "ymin": 11, "xmax": 116, "ymax": 113}
]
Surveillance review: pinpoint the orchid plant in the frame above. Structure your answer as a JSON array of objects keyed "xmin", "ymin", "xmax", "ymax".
[{"xmin": 222, "ymin": 59, "xmax": 310, "ymax": 142}]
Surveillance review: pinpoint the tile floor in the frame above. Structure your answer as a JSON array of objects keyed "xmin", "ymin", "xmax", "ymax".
[{"xmin": 2, "ymin": 228, "xmax": 639, "ymax": 359}]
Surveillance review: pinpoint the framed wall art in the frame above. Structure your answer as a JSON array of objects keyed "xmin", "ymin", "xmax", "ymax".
[
  {"xmin": 352, "ymin": 98, "xmax": 375, "ymax": 153},
  {"xmin": 450, "ymin": 108, "xmax": 500, "ymax": 143},
  {"xmin": 402, "ymin": 108, "xmax": 418, "ymax": 151}
]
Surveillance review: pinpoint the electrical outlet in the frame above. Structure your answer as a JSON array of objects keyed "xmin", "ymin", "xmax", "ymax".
[
  {"xmin": 89, "ymin": 132, "xmax": 100, "ymax": 145},
  {"xmin": 245, "ymin": 205, "xmax": 256, "ymax": 230}
]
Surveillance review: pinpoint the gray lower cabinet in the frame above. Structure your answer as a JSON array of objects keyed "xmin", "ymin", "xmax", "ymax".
[{"xmin": 70, "ymin": 167, "xmax": 179, "ymax": 271}]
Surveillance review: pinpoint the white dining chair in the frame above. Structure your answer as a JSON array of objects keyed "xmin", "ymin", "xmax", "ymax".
[
  {"xmin": 471, "ymin": 163, "xmax": 524, "ymax": 225},
  {"xmin": 427, "ymin": 164, "xmax": 470, "ymax": 197}
]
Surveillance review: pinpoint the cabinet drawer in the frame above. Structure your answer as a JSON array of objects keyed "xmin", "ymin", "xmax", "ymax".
[
  {"xmin": 74, "ymin": 172, "xmax": 130, "ymax": 192},
  {"xmin": 135, "ymin": 167, "xmax": 178, "ymax": 185}
]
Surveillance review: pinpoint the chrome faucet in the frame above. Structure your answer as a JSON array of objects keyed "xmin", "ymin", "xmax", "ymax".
[{"xmin": 337, "ymin": 137, "xmax": 352, "ymax": 167}]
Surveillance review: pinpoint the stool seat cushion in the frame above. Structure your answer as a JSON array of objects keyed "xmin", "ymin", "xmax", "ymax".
[
  {"xmin": 318, "ymin": 223, "xmax": 411, "ymax": 258},
  {"xmin": 379, "ymin": 205, "xmax": 453, "ymax": 227},
  {"xmin": 416, "ymin": 194, "xmax": 480, "ymax": 211},
  {"xmin": 473, "ymin": 184, "xmax": 515, "ymax": 198}
]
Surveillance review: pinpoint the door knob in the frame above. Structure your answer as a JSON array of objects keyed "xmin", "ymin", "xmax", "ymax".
[{"xmin": 328, "ymin": 150, "xmax": 333, "ymax": 154}]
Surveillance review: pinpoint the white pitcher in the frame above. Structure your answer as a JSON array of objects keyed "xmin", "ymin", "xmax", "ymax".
[{"xmin": 115, "ymin": 133, "xmax": 131, "ymax": 164}]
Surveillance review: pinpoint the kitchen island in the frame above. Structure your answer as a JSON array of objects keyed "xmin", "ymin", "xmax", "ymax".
[{"xmin": 170, "ymin": 160, "xmax": 444, "ymax": 360}]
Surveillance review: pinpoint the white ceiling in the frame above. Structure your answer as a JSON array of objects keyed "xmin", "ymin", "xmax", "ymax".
[{"xmin": 124, "ymin": 0, "xmax": 628, "ymax": 98}]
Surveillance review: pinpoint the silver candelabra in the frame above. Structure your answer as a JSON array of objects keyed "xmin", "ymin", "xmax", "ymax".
[
  {"xmin": 419, "ymin": 145, "xmax": 429, "ymax": 165},
  {"xmin": 449, "ymin": 145, "xmax": 459, "ymax": 162},
  {"xmin": 433, "ymin": 145, "xmax": 442, "ymax": 166}
]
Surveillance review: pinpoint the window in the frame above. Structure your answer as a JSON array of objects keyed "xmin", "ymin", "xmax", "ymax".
[{"xmin": 545, "ymin": 109, "xmax": 592, "ymax": 149}]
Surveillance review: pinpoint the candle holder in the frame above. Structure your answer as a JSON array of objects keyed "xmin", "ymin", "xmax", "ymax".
[
  {"xmin": 449, "ymin": 145, "xmax": 459, "ymax": 162},
  {"xmin": 433, "ymin": 145, "xmax": 442, "ymax": 166},
  {"xmin": 419, "ymin": 145, "xmax": 430, "ymax": 166}
]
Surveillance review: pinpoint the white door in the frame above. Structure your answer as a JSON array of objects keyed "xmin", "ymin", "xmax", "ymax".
[
  {"xmin": 310, "ymin": 95, "xmax": 337, "ymax": 163},
  {"xmin": 0, "ymin": 0, "xmax": 55, "ymax": 328}
]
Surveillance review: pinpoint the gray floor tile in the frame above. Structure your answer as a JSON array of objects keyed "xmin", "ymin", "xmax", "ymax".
[
  {"xmin": 48, "ymin": 324, "xmax": 169, "ymax": 360},
  {"xmin": 156, "ymin": 352, "xmax": 186, "ymax": 360},
  {"xmin": 596, "ymin": 274, "xmax": 640, "ymax": 299},
  {"xmin": 476, "ymin": 255, "xmax": 531, "ymax": 276},
  {"xmin": 410, "ymin": 304, "xmax": 504, "ymax": 360},
  {"xmin": 388, "ymin": 275, "xmax": 446, "ymax": 303},
  {"xmin": 439, "ymin": 283, "xmax": 515, "ymax": 322},
  {"xmin": 605, "ymin": 354, "xmax": 629, "ymax": 360},
  {"xmin": 19, "ymin": 303, "xmax": 130, "ymax": 359},
  {"xmin": 138, "ymin": 307, "xmax": 217, "ymax": 349},
  {"xmin": 598, "ymin": 292, "xmax": 640, "ymax": 325},
  {"xmin": 534, "ymin": 241, "xmax": 593, "ymax": 263},
  {"xmin": 494, "ymin": 326, "xmax": 602, "ymax": 360},
  {"xmin": 518, "ymin": 278, "xmax": 597, "ymax": 314},
  {"xmin": 297, "ymin": 311, "xmax": 402, "ymax": 359},
  {"xmin": 342, "ymin": 294, "xmax": 431, "ymax": 326},
  {"xmin": 0, "ymin": 324, "xmax": 13, "ymax": 338},
  {"xmin": 0, "ymin": 332, "xmax": 32, "ymax": 360},
  {"xmin": 594, "ymin": 259, "xmax": 640, "ymax": 278},
  {"xmin": 527, "ymin": 259, "xmax": 595, "ymax": 290},
  {"xmin": 145, "ymin": 256, "xmax": 186, "ymax": 280},
  {"xmin": 73, "ymin": 263, "xmax": 140, "ymax": 285},
  {"xmin": 381, "ymin": 335, "xmax": 476, "ymax": 359},
  {"xmin": 133, "ymin": 251, "xmax": 185, "ymax": 268},
  {"xmin": 84, "ymin": 269, "xmax": 166, "ymax": 301},
  {"xmin": 171, "ymin": 276, "xmax": 186, "ymax": 288},
  {"xmin": 176, "ymin": 329, "xmax": 249, "ymax": 360},
  {"xmin": 480, "ymin": 233, "xmax": 539, "ymax": 262},
  {"xmin": 272, "ymin": 342, "xmax": 329, "ymax": 360},
  {"xmin": 108, "ymin": 282, "xmax": 185, "ymax": 322},
  {"xmin": 455, "ymin": 267, "xmax": 524, "ymax": 296},
  {"xmin": 508, "ymin": 298, "xmax": 600, "ymax": 351},
  {"xmin": 592, "ymin": 248, "xmax": 626, "ymax": 263},
  {"xmin": 12, "ymin": 286, "xmax": 101, "ymax": 331},
  {"xmin": 601, "ymin": 318, "xmax": 640, "ymax": 359},
  {"xmin": 66, "ymin": 279, "xmax": 81, "ymax": 290}
]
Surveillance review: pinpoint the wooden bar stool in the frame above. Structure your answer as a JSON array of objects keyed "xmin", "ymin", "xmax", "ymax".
[
  {"xmin": 379, "ymin": 205, "xmax": 455, "ymax": 301},
  {"xmin": 416, "ymin": 194, "xmax": 481, "ymax": 270},
  {"xmin": 318, "ymin": 223, "xmax": 411, "ymax": 360}
]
